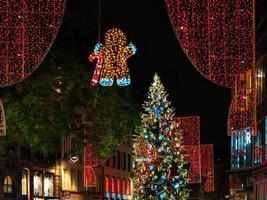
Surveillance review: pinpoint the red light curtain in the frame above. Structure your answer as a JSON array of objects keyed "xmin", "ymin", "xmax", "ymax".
[
  {"xmin": 174, "ymin": 117, "xmax": 201, "ymax": 184},
  {"xmin": 166, "ymin": 0, "xmax": 256, "ymax": 136},
  {"xmin": 0, "ymin": 0, "xmax": 66, "ymax": 87},
  {"xmin": 201, "ymin": 144, "xmax": 214, "ymax": 192}
]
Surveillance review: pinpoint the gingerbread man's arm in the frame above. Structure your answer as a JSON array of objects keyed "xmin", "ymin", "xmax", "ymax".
[{"xmin": 123, "ymin": 42, "xmax": 137, "ymax": 59}]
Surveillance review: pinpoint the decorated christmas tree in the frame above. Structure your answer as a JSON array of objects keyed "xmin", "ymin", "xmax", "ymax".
[{"xmin": 133, "ymin": 74, "xmax": 190, "ymax": 200}]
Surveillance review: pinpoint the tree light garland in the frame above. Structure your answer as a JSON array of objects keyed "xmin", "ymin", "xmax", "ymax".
[
  {"xmin": 88, "ymin": 28, "xmax": 137, "ymax": 86},
  {"xmin": 0, "ymin": 0, "xmax": 66, "ymax": 87}
]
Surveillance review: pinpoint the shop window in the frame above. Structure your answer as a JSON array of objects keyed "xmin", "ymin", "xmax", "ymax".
[
  {"xmin": 63, "ymin": 169, "xmax": 79, "ymax": 191},
  {"xmin": 4, "ymin": 176, "xmax": 14, "ymax": 194},
  {"xmin": 33, "ymin": 172, "xmax": 43, "ymax": 196},
  {"xmin": 44, "ymin": 173, "xmax": 54, "ymax": 197},
  {"xmin": 21, "ymin": 170, "xmax": 28, "ymax": 196}
]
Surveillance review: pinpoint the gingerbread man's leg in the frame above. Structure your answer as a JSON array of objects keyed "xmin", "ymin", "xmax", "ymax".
[
  {"xmin": 100, "ymin": 64, "xmax": 115, "ymax": 86},
  {"xmin": 116, "ymin": 63, "xmax": 130, "ymax": 86}
]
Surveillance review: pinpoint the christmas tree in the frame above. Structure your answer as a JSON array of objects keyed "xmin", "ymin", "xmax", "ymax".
[{"xmin": 133, "ymin": 74, "xmax": 190, "ymax": 200}]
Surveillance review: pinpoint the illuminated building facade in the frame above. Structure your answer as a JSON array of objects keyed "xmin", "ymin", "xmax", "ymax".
[
  {"xmin": 0, "ymin": 133, "xmax": 131, "ymax": 200},
  {"xmin": 229, "ymin": 0, "xmax": 267, "ymax": 199}
]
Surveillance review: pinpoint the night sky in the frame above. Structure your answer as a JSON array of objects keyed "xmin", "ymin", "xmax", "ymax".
[{"xmin": 60, "ymin": 0, "xmax": 232, "ymax": 160}]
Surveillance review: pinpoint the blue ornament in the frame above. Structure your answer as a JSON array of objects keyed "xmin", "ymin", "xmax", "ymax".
[
  {"xmin": 173, "ymin": 183, "xmax": 180, "ymax": 189},
  {"xmin": 145, "ymin": 107, "xmax": 150, "ymax": 112},
  {"xmin": 149, "ymin": 165, "xmax": 155, "ymax": 171},
  {"xmin": 144, "ymin": 134, "xmax": 149, "ymax": 139},
  {"xmin": 160, "ymin": 106, "xmax": 164, "ymax": 111},
  {"xmin": 159, "ymin": 134, "xmax": 164, "ymax": 140},
  {"xmin": 159, "ymin": 193, "xmax": 166, "ymax": 199},
  {"xmin": 161, "ymin": 175, "xmax": 167, "ymax": 180}
]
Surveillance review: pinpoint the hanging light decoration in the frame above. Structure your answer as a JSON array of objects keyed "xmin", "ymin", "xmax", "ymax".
[
  {"xmin": 165, "ymin": 0, "xmax": 256, "ymax": 136},
  {"xmin": 0, "ymin": 99, "xmax": 6, "ymax": 136},
  {"xmin": 88, "ymin": 28, "xmax": 137, "ymax": 86},
  {"xmin": 84, "ymin": 143, "xmax": 103, "ymax": 188},
  {"xmin": 201, "ymin": 144, "xmax": 214, "ymax": 192},
  {"xmin": 165, "ymin": 0, "xmax": 255, "ymax": 88},
  {"xmin": 174, "ymin": 117, "xmax": 201, "ymax": 184},
  {"xmin": 228, "ymin": 70, "xmax": 256, "ymax": 136},
  {"xmin": 0, "ymin": 0, "xmax": 66, "ymax": 87},
  {"xmin": 175, "ymin": 116, "xmax": 200, "ymax": 145}
]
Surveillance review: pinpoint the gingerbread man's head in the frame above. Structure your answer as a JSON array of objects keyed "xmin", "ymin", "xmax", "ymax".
[{"xmin": 104, "ymin": 28, "xmax": 127, "ymax": 53}]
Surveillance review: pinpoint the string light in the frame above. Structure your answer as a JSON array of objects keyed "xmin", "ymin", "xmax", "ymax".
[
  {"xmin": 133, "ymin": 74, "xmax": 190, "ymax": 200},
  {"xmin": 228, "ymin": 70, "xmax": 256, "ymax": 136},
  {"xmin": 84, "ymin": 143, "xmax": 103, "ymax": 187},
  {"xmin": 89, "ymin": 28, "xmax": 137, "ymax": 86},
  {"xmin": 201, "ymin": 144, "xmax": 214, "ymax": 192},
  {"xmin": 0, "ymin": 0, "xmax": 66, "ymax": 87},
  {"xmin": 175, "ymin": 116, "xmax": 200, "ymax": 145},
  {"xmin": 165, "ymin": 0, "xmax": 256, "ymax": 137},
  {"xmin": 165, "ymin": 0, "xmax": 255, "ymax": 88},
  {"xmin": 0, "ymin": 99, "xmax": 6, "ymax": 136}
]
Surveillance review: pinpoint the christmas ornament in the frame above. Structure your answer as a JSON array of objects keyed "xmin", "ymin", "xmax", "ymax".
[
  {"xmin": 0, "ymin": 0, "xmax": 66, "ymax": 87},
  {"xmin": 88, "ymin": 28, "xmax": 137, "ymax": 86}
]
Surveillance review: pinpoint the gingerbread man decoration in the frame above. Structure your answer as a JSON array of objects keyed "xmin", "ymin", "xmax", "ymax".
[{"xmin": 89, "ymin": 28, "xmax": 137, "ymax": 86}]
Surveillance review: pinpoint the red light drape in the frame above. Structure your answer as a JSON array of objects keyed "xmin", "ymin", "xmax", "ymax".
[{"xmin": 0, "ymin": 0, "xmax": 66, "ymax": 87}]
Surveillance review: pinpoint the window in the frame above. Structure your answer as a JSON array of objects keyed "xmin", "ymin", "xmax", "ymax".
[
  {"xmin": 122, "ymin": 178, "xmax": 126, "ymax": 194},
  {"xmin": 33, "ymin": 172, "xmax": 43, "ymax": 196},
  {"xmin": 105, "ymin": 176, "xmax": 111, "ymax": 192},
  {"xmin": 21, "ymin": 170, "xmax": 28, "ymax": 195},
  {"xmin": 106, "ymin": 156, "xmax": 110, "ymax": 167},
  {"xmin": 63, "ymin": 169, "xmax": 79, "ymax": 191},
  {"xmin": 44, "ymin": 173, "xmax": 54, "ymax": 197},
  {"xmin": 127, "ymin": 179, "xmax": 131, "ymax": 195},
  {"xmin": 117, "ymin": 151, "xmax": 121, "ymax": 169},
  {"xmin": 117, "ymin": 178, "xmax": 121, "ymax": 194},
  {"xmin": 123, "ymin": 153, "xmax": 126, "ymax": 170},
  {"xmin": 127, "ymin": 154, "xmax": 131, "ymax": 172},
  {"xmin": 4, "ymin": 176, "xmax": 13, "ymax": 194},
  {"xmin": 111, "ymin": 177, "xmax": 116, "ymax": 193},
  {"xmin": 112, "ymin": 155, "xmax": 116, "ymax": 168}
]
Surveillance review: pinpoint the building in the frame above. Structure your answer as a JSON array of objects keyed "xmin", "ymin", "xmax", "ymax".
[
  {"xmin": 0, "ymin": 133, "xmax": 132, "ymax": 200},
  {"xmin": 229, "ymin": 0, "xmax": 267, "ymax": 199}
]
